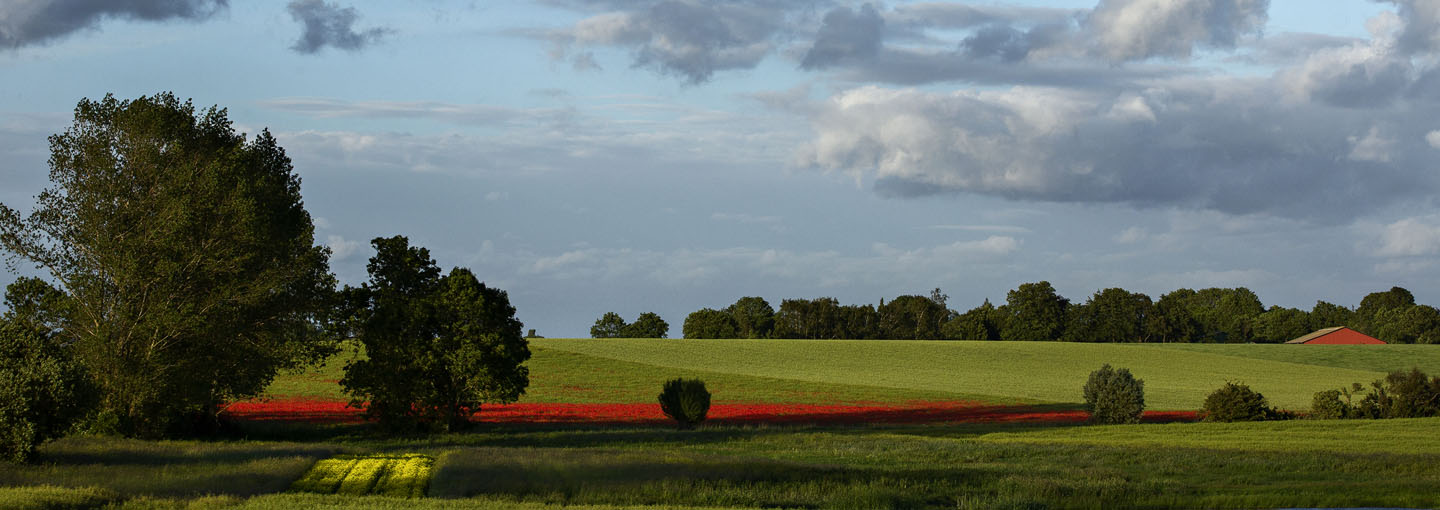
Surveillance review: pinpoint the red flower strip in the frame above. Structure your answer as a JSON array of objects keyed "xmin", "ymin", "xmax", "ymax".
[{"xmin": 224, "ymin": 399, "xmax": 1198, "ymax": 426}]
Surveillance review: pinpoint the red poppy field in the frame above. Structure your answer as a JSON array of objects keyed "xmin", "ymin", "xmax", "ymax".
[{"xmin": 224, "ymin": 398, "xmax": 1197, "ymax": 426}]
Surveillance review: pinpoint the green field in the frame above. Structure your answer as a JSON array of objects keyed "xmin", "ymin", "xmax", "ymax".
[
  {"xmin": 269, "ymin": 339, "xmax": 1436, "ymax": 411},
  {"xmin": 5, "ymin": 339, "xmax": 1440, "ymax": 509}
]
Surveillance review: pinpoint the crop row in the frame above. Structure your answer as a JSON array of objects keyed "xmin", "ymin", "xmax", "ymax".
[{"xmin": 290, "ymin": 454, "xmax": 434, "ymax": 498}]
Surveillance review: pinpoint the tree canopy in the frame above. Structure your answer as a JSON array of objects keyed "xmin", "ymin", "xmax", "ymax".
[
  {"xmin": 339, "ymin": 236, "xmax": 529, "ymax": 433},
  {"xmin": 0, "ymin": 93, "xmax": 333, "ymax": 437}
]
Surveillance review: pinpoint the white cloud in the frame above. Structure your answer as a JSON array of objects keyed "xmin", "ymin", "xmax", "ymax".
[
  {"xmin": 1427, "ymin": 130, "xmax": 1440, "ymax": 148},
  {"xmin": 326, "ymin": 235, "xmax": 362, "ymax": 261},
  {"xmin": 1085, "ymin": 0, "xmax": 1269, "ymax": 61},
  {"xmin": 1375, "ymin": 217, "xmax": 1440, "ymax": 256},
  {"xmin": 711, "ymin": 212, "xmax": 780, "ymax": 224},
  {"xmin": 1114, "ymin": 226, "xmax": 1148, "ymax": 244},
  {"xmin": 484, "ymin": 191, "xmax": 509, "ymax": 201},
  {"xmin": 1349, "ymin": 126, "xmax": 1396, "ymax": 162}
]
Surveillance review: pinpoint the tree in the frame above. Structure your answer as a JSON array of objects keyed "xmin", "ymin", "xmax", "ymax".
[
  {"xmin": 1147, "ymin": 289, "xmax": 1201, "ymax": 343},
  {"xmin": 1185, "ymin": 288, "xmax": 1264, "ymax": 343},
  {"xmin": 726, "ymin": 297, "xmax": 775, "ymax": 339},
  {"xmin": 878, "ymin": 295, "xmax": 947, "ymax": 339},
  {"xmin": 0, "ymin": 93, "xmax": 334, "ymax": 437},
  {"xmin": 835, "ymin": 304, "xmax": 880, "ymax": 340},
  {"xmin": 1250, "ymin": 306, "xmax": 1313, "ymax": 343},
  {"xmin": 943, "ymin": 299, "xmax": 1000, "ymax": 340},
  {"xmin": 1372, "ymin": 305, "xmax": 1440, "ymax": 344},
  {"xmin": 625, "ymin": 312, "xmax": 669, "ymax": 338},
  {"xmin": 1063, "ymin": 288, "xmax": 1152, "ymax": 342},
  {"xmin": 339, "ymin": 236, "xmax": 529, "ymax": 433},
  {"xmin": 683, "ymin": 308, "xmax": 739, "ymax": 339},
  {"xmin": 1000, "ymin": 282, "xmax": 1069, "ymax": 341},
  {"xmin": 591, "ymin": 312, "xmax": 628, "ymax": 338},
  {"xmin": 1, "ymin": 282, "xmax": 91, "ymax": 463},
  {"xmin": 772, "ymin": 298, "xmax": 841, "ymax": 339},
  {"xmin": 1309, "ymin": 300, "xmax": 1356, "ymax": 331},
  {"xmin": 1356, "ymin": 287, "xmax": 1416, "ymax": 337}
]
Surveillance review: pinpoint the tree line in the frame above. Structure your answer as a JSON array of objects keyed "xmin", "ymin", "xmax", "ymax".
[
  {"xmin": 0, "ymin": 93, "xmax": 529, "ymax": 461},
  {"xmin": 679, "ymin": 283, "xmax": 1440, "ymax": 343}
]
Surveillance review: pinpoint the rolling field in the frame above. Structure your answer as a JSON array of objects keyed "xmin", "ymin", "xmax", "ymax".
[
  {"xmin": 6, "ymin": 339, "xmax": 1440, "ymax": 509},
  {"xmin": 528, "ymin": 339, "xmax": 1432, "ymax": 410}
]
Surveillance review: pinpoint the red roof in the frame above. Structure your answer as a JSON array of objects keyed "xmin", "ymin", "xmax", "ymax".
[{"xmin": 1285, "ymin": 327, "xmax": 1386, "ymax": 344}]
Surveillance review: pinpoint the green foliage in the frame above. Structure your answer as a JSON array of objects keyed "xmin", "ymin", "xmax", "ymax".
[
  {"xmin": 1147, "ymin": 289, "xmax": 1202, "ymax": 343},
  {"xmin": 1310, "ymin": 388, "xmax": 1355, "ymax": 419},
  {"xmin": 340, "ymin": 236, "xmax": 530, "ymax": 433},
  {"xmin": 1356, "ymin": 286, "xmax": 1415, "ymax": 336},
  {"xmin": 1063, "ymin": 288, "xmax": 1152, "ymax": 342},
  {"xmin": 1202, "ymin": 382, "xmax": 1287, "ymax": 422},
  {"xmin": 657, "ymin": 378, "xmax": 711, "ymax": 429},
  {"xmin": 0, "ymin": 315, "xmax": 90, "ymax": 463},
  {"xmin": 942, "ymin": 299, "xmax": 1000, "ymax": 340},
  {"xmin": 1082, "ymin": 364, "xmax": 1145, "ymax": 424},
  {"xmin": 1000, "ymin": 281, "xmax": 1069, "ymax": 341},
  {"xmin": 726, "ymin": 296, "xmax": 774, "ymax": 339},
  {"xmin": 876, "ymin": 295, "xmax": 947, "ymax": 339},
  {"xmin": 0, "ymin": 93, "xmax": 335, "ymax": 438},
  {"xmin": 1186, "ymin": 288, "xmax": 1265, "ymax": 343},
  {"xmin": 1310, "ymin": 300, "xmax": 1356, "ymax": 331},
  {"xmin": 772, "ymin": 298, "xmax": 841, "ymax": 339},
  {"xmin": 1250, "ymin": 306, "xmax": 1313, "ymax": 343},
  {"xmin": 1354, "ymin": 368, "xmax": 1440, "ymax": 419},
  {"xmin": 682, "ymin": 308, "xmax": 738, "ymax": 339},
  {"xmin": 1372, "ymin": 305, "xmax": 1440, "ymax": 344},
  {"xmin": 589, "ymin": 313, "xmax": 628, "ymax": 339},
  {"xmin": 623, "ymin": 312, "xmax": 669, "ymax": 339}
]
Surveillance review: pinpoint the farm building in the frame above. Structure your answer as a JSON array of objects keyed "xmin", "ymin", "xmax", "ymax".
[{"xmin": 1285, "ymin": 327, "xmax": 1385, "ymax": 344}]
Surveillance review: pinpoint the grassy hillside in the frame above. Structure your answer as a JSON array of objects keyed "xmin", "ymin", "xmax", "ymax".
[{"xmin": 531, "ymin": 339, "xmax": 1430, "ymax": 410}]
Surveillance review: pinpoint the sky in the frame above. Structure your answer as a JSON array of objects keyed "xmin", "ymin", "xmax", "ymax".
[{"xmin": 2, "ymin": 0, "xmax": 1439, "ymax": 338}]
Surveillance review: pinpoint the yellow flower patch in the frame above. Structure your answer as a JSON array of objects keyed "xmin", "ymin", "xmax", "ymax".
[{"xmin": 290, "ymin": 454, "xmax": 435, "ymax": 498}]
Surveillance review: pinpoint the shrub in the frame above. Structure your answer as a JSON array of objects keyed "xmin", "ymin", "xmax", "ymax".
[
  {"xmin": 1354, "ymin": 368, "xmax": 1440, "ymax": 419},
  {"xmin": 658, "ymin": 378, "xmax": 711, "ymax": 430},
  {"xmin": 1202, "ymin": 382, "xmax": 1286, "ymax": 422},
  {"xmin": 0, "ymin": 319, "xmax": 90, "ymax": 463},
  {"xmin": 1082, "ymin": 364, "xmax": 1144, "ymax": 424},
  {"xmin": 1310, "ymin": 389, "xmax": 1353, "ymax": 419}
]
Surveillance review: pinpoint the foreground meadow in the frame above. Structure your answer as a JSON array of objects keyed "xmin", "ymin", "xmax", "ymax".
[{"xmin": 3, "ymin": 339, "xmax": 1439, "ymax": 509}]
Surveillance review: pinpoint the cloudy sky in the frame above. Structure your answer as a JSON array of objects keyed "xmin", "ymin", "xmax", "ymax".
[{"xmin": 2, "ymin": 0, "xmax": 1439, "ymax": 337}]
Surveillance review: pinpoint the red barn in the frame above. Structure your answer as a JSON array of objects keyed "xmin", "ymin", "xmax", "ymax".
[{"xmin": 1285, "ymin": 326, "xmax": 1386, "ymax": 345}]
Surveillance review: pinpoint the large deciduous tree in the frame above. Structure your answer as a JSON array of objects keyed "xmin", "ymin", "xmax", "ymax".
[
  {"xmin": 339, "ymin": 236, "xmax": 529, "ymax": 433},
  {"xmin": 726, "ymin": 296, "xmax": 775, "ymax": 339},
  {"xmin": 0, "ymin": 93, "xmax": 334, "ymax": 437},
  {"xmin": 1, "ymin": 280, "xmax": 91, "ymax": 463},
  {"xmin": 1000, "ymin": 281, "xmax": 1069, "ymax": 341},
  {"xmin": 683, "ymin": 308, "xmax": 739, "ymax": 339},
  {"xmin": 591, "ymin": 312, "xmax": 628, "ymax": 338},
  {"xmin": 877, "ymin": 295, "xmax": 948, "ymax": 340},
  {"xmin": 625, "ymin": 312, "xmax": 670, "ymax": 338}
]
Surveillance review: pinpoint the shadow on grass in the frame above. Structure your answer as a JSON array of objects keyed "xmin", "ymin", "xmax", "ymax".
[{"xmin": 33, "ymin": 436, "xmax": 341, "ymax": 467}]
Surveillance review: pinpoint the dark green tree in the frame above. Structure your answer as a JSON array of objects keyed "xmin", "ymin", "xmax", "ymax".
[
  {"xmin": 835, "ymin": 304, "xmax": 880, "ymax": 340},
  {"xmin": 943, "ymin": 299, "xmax": 1000, "ymax": 340},
  {"xmin": 682, "ymin": 308, "xmax": 739, "ymax": 339},
  {"xmin": 1309, "ymin": 300, "xmax": 1356, "ymax": 331},
  {"xmin": 1063, "ymin": 288, "xmax": 1152, "ymax": 342},
  {"xmin": 1, "ymin": 282, "xmax": 91, "ymax": 463},
  {"xmin": 624, "ymin": 312, "xmax": 670, "ymax": 338},
  {"xmin": 1147, "ymin": 289, "xmax": 1201, "ymax": 343},
  {"xmin": 1201, "ymin": 382, "xmax": 1284, "ymax": 422},
  {"xmin": 1185, "ymin": 288, "xmax": 1264, "ymax": 343},
  {"xmin": 0, "ymin": 93, "xmax": 334, "ymax": 437},
  {"xmin": 772, "ymin": 298, "xmax": 842, "ymax": 339},
  {"xmin": 590, "ymin": 312, "xmax": 629, "ymax": 338},
  {"xmin": 1372, "ymin": 305, "xmax": 1440, "ymax": 344},
  {"xmin": 1251, "ymin": 306, "xmax": 1313, "ymax": 343},
  {"xmin": 726, "ymin": 297, "xmax": 775, "ymax": 339},
  {"xmin": 658, "ymin": 378, "xmax": 710, "ymax": 430},
  {"xmin": 1356, "ymin": 287, "xmax": 1414, "ymax": 336},
  {"xmin": 339, "ymin": 236, "xmax": 529, "ymax": 433},
  {"xmin": 878, "ymin": 295, "xmax": 947, "ymax": 339},
  {"xmin": 1000, "ymin": 281, "xmax": 1069, "ymax": 341}
]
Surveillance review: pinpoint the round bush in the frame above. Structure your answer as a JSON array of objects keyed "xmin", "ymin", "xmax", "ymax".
[
  {"xmin": 1082, "ymin": 364, "xmax": 1145, "ymax": 425},
  {"xmin": 1202, "ymin": 382, "xmax": 1278, "ymax": 422},
  {"xmin": 1310, "ymin": 389, "xmax": 1352, "ymax": 420},
  {"xmin": 658, "ymin": 378, "xmax": 711, "ymax": 430}
]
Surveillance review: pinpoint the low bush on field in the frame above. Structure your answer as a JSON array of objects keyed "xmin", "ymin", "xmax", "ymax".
[
  {"xmin": 1082, "ymin": 364, "xmax": 1145, "ymax": 425},
  {"xmin": 0, "ymin": 315, "xmax": 91, "ymax": 464},
  {"xmin": 1202, "ymin": 382, "xmax": 1291, "ymax": 422},
  {"xmin": 658, "ymin": 378, "xmax": 711, "ymax": 429},
  {"xmin": 1313, "ymin": 368, "xmax": 1440, "ymax": 420}
]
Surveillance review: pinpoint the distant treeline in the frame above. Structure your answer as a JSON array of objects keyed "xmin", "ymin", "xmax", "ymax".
[{"xmin": 680, "ymin": 283, "xmax": 1440, "ymax": 344}]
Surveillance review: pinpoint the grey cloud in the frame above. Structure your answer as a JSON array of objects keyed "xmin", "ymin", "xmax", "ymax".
[
  {"xmin": 1376, "ymin": 0, "xmax": 1440, "ymax": 55},
  {"xmin": 556, "ymin": 0, "xmax": 787, "ymax": 84},
  {"xmin": 800, "ymin": 3, "xmax": 882, "ymax": 70},
  {"xmin": 1229, "ymin": 32, "xmax": 1362, "ymax": 66},
  {"xmin": 287, "ymin": 0, "xmax": 390, "ymax": 54},
  {"xmin": 1280, "ymin": 40, "xmax": 1413, "ymax": 108},
  {"xmin": 258, "ymin": 97, "xmax": 576, "ymax": 126},
  {"xmin": 886, "ymin": 3, "xmax": 1081, "ymax": 31},
  {"xmin": 1085, "ymin": 0, "xmax": 1270, "ymax": 61},
  {"xmin": 0, "ymin": 0, "xmax": 226, "ymax": 48},
  {"xmin": 961, "ymin": 23, "xmax": 1068, "ymax": 62},
  {"xmin": 797, "ymin": 82, "xmax": 1440, "ymax": 222},
  {"xmin": 835, "ymin": 47, "xmax": 1188, "ymax": 89}
]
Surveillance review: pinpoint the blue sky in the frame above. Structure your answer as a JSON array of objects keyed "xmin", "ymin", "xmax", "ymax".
[{"xmin": 3, "ymin": 0, "xmax": 1439, "ymax": 337}]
